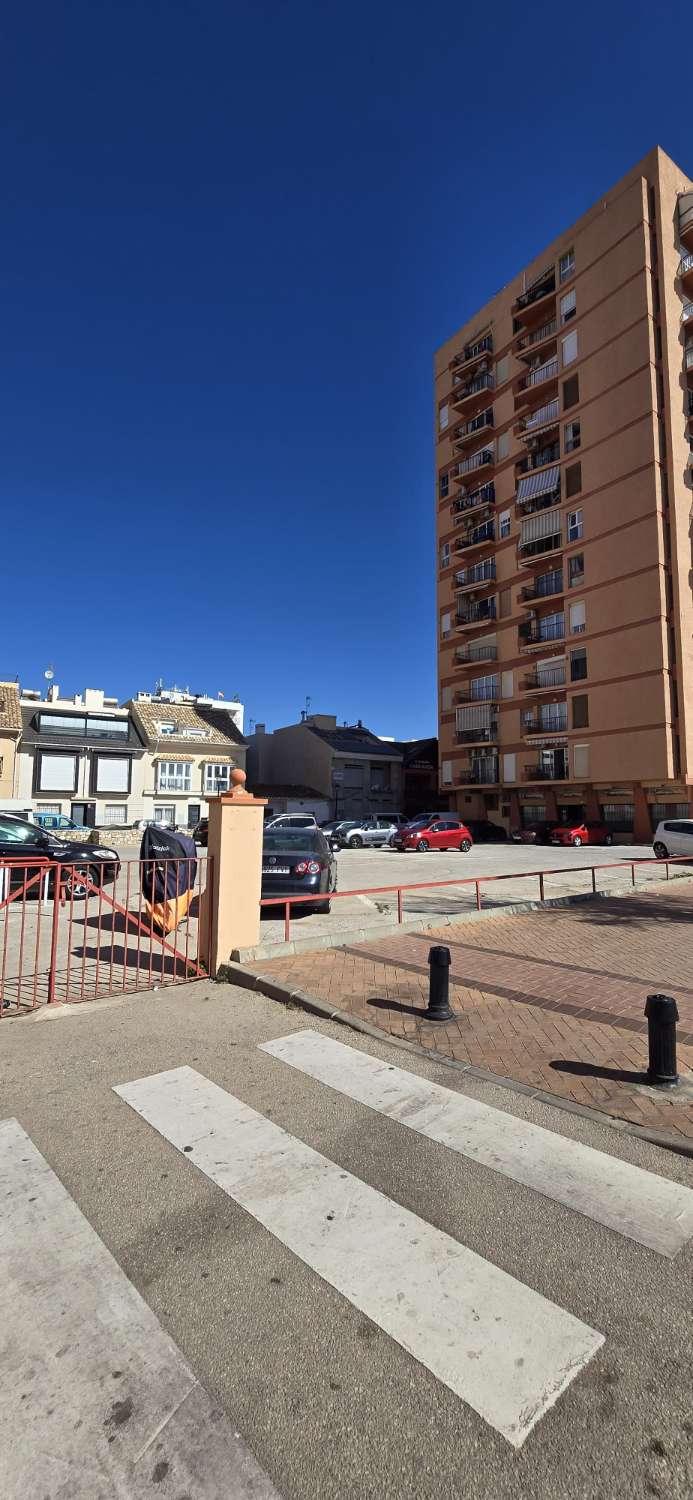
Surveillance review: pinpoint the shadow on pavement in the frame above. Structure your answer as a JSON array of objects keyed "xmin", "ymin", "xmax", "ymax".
[{"xmin": 550, "ymin": 1058, "xmax": 646, "ymax": 1085}]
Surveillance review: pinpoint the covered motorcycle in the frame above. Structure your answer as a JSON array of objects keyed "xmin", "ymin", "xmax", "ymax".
[{"xmin": 140, "ymin": 825, "xmax": 197, "ymax": 934}]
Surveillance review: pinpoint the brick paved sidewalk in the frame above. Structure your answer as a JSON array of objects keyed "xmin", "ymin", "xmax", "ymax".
[{"xmin": 250, "ymin": 883, "xmax": 693, "ymax": 1143}]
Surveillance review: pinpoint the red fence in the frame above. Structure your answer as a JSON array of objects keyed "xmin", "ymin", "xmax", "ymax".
[
  {"xmin": 0, "ymin": 855, "xmax": 210, "ymax": 1016},
  {"xmin": 260, "ymin": 854, "xmax": 692, "ymax": 943}
]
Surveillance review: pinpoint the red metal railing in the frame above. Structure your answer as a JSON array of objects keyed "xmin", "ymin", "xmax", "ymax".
[
  {"xmin": 259, "ymin": 854, "xmax": 692, "ymax": 944},
  {"xmin": 0, "ymin": 855, "xmax": 210, "ymax": 1016}
]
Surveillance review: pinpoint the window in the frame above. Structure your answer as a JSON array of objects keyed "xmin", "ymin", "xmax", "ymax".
[
  {"xmin": 559, "ymin": 248, "xmax": 575, "ymax": 283},
  {"xmin": 572, "ymin": 695, "xmax": 589, "ymax": 728},
  {"xmin": 103, "ymin": 804, "xmax": 127, "ymax": 825},
  {"xmin": 501, "ymin": 670, "xmax": 513, "ymax": 699},
  {"xmin": 85, "ymin": 717, "xmax": 128, "ymax": 739},
  {"xmin": 563, "ymin": 374, "xmax": 580, "ymax": 410},
  {"xmin": 560, "ymin": 288, "xmax": 576, "ymax": 324},
  {"xmin": 441, "ymin": 685, "xmax": 453, "ymax": 711},
  {"xmin": 561, "ymin": 330, "xmax": 578, "ymax": 367},
  {"xmin": 37, "ymin": 803, "xmax": 60, "ymax": 814},
  {"xmin": 182, "ymin": 727, "xmax": 209, "ymax": 740},
  {"xmin": 471, "ymin": 674, "xmax": 498, "ymax": 700},
  {"xmin": 503, "ymin": 753, "xmax": 517, "ymax": 782},
  {"xmin": 570, "ymin": 647, "xmax": 587, "ymax": 682},
  {"xmin": 93, "ymin": 756, "xmax": 130, "ymax": 793},
  {"xmin": 37, "ymin": 752, "xmax": 78, "ymax": 792},
  {"xmin": 651, "ymin": 803, "xmax": 690, "ymax": 822},
  {"xmin": 439, "ymin": 403, "xmax": 449, "ymax": 431},
  {"xmin": 497, "ymin": 431, "xmax": 509, "ymax": 460},
  {"xmin": 155, "ymin": 721, "xmax": 176, "ymax": 735},
  {"xmin": 188, "ymin": 804, "xmax": 201, "ymax": 827},
  {"xmin": 573, "ymin": 744, "xmax": 590, "ymax": 779},
  {"xmin": 157, "ymin": 760, "xmax": 192, "ymax": 793},
  {"xmin": 154, "ymin": 806, "xmax": 175, "ymax": 826},
  {"xmin": 601, "ymin": 803, "xmax": 634, "ymax": 832},
  {"xmin": 568, "ymin": 553, "xmax": 584, "ymax": 587},
  {"xmin": 204, "ymin": 763, "xmax": 231, "ymax": 794},
  {"xmin": 440, "ymin": 541, "xmax": 450, "ymax": 570},
  {"xmin": 37, "ymin": 713, "xmax": 83, "ymax": 737},
  {"xmin": 567, "ymin": 509, "xmax": 583, "ymax": 542},
  {"xmin": 499, "ymin": 509, "xmax": 511, "ymax": 539},
  {"xmin": 343, "ymin": 763, "xmax": 364, "ymax": 788},
  {"xmin": 0, "ymin": 818, "xmax": 38, "ymax": 843},
  {"xmin": 441, "ymin": 611, "xmax": 451, "ymax": 639},
  {"xmin": 370, "ymin": 763, "xmax": 391, "ymax": 792},
  {"xmin": 441, "ymin": 760, "xmax": 453, "ymax": 785},
  {"xmin": 564, "ymin": 419, "xmax": 581, "ymax": 454},
  {"xmin": 569, "ymin": 600, "xmax": 586, "ymax": 634},
  {"xmin": 496, "ymin": 356, "xmax": 509, "ymax": 386},
  {"xmin": 565, "ymin": 461, "xmax": 582, "ymax": 498},
  {"xmin": 439, "ymin": 472, "xmax": 449, "ymax": 499}
]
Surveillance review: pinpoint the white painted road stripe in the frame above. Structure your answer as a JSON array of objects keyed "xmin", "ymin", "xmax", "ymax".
[
  {"xmin": 0, "ymin": 1118, "xmax": 280, "ymax": 1500},
  {"xmin": 260, "ymin": 1031, "xmax": 693, "ymax": 1258},
  {"xmin": 115, "ymin": 1066, "xmax": 604, "ymax": 1448}
]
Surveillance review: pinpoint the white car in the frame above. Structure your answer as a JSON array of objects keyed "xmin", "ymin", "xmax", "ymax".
[
  {"xmin": 264, "ymin": 814, "xmax": 318, "ymax": 831},
  {"xmin": 653, "ymin": 818, "xmax": 693, "ymax": 859}
]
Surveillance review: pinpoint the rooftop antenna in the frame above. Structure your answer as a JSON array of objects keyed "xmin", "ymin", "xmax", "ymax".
[{"xmin": 44, "ymin": 665, "xmax": 55, "ymax": 681}]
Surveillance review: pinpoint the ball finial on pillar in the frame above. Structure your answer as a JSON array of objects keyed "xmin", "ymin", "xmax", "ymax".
[{"xmin": 230, "ymin": 768, "xmax": 246, "ymax": 791}]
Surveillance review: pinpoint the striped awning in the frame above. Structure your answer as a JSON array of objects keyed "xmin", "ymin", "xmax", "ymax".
[
  {"xmin": 520, "ymin": 509, "xmax": 562, "ymax": 545},
  {"xmin": 516, "ymin": 465, "xmax": 560, "ymax": 504},
  {"xmin": 456, "ymin": 703, "xmax": 494, "ymax": 730}
]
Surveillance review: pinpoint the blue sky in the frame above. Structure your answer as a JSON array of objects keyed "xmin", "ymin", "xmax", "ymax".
[{"xmin": 2, "ymin": 0, "xmax": 690, "ymax": 739}]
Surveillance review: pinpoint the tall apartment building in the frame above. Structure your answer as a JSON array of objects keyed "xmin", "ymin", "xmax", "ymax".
[{"xmin": 435, "ymin": 146, "xmax": 693, "ymax": 841}]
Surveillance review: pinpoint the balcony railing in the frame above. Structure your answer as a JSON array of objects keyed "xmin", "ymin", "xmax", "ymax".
[
  {"xmin": 521, "ymin": 569, "xmax": 563, "ymax": 602},
  {"xmin": 456, "ymin": 725, "xmax": 499, "ymax": 745},
  {"xmin": 519, "ymin": 617, "xmax": 565, "ymax": 645},
  {"xmin": 680, "ymin": 252, "xmax": 693, "ymax": 277},
  {"xmin": 523, "ymin": 665, "xmax": 567, "ymax": 691},
  {"xmin": 458, "ymin": 761, "xmax": 499, "ymax": 785},
  {"xmin": 523, "ymin": 711, "xmax": 568, "ymax": 736},
  {"xmin": 457, "ymin": 520, "xmax": 496, "ymax": 551},
  {"xmin": 455, "ymin": 560, "xmax": 496, "ymax": 590},
  {"xmin": 518, "ymin": 531, "xmax": 562, "ymax": 559},
  {"xmin": 524, "ymin": 759, "xmax": 569, "ymax": 781},
  {"xmin": 455, "ymin": 642, "xmax": 498, "ymax": 664},
  {"xmin": 518, "ymin": 359, "xmax": 559, "ymax": 393},
  {"xmin": 686, "ymin": 345, "xmax": 693, "ymax": 371},
  {"xmin": 452, "ymin": 481, "xmax": 496, "ymax": 517},
  {"xmin": 517, "ymin": 443, "xmax": 560, "ymax": 475},
  {"xmin": 452, "ymin": 371, "xmax": 495, "ymax": 403},
  {"xmin": 515, "ymin": 268, "xmax": 556, "ymax": 312},
  {"xmin": 455, "ymin": 684, "xmax": 499, "ymax": 704},
  {"xmin": 519, "ymin": 398, "xmax": 560, "ymax": 436},
  {"xmin": 453, "ymin": 333, "xmax": 493, "ymax": 367},
  {"xmin": 456, "ymin": 599, "xmax": 497, "ymax": 627},
  {"xmin": 456, "ymin": 446, "xmax": 494, "ymax": 477},
  {"xmin": 453, "ymin": 410, "xmax": 494, "ymax": 446},
  {"xmin": 516, "ymin": 318, "xmax": 557, "ymax": 353}
]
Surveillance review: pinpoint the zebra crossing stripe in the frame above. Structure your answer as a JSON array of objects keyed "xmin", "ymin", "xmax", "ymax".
[
  {"xmin": 260, "ymin": 1030, "xmax": 693, "ymax": 1257},
  {"xmin": 114, "ymin": 1066, "xmax": 604, "ymax": 1448},
  {"xmin": 0, "ymin": 1118, "xmax": 280, "ymax": 1500}
]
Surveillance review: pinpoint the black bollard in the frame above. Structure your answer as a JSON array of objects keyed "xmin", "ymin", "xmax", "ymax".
[
  {"xmin": 427, "ymin": 945, "xmax": 453, "ymax": 1022},
  {"xmin": 645, "ymin": 993, "xmax": 679, "ymax": 1087}
]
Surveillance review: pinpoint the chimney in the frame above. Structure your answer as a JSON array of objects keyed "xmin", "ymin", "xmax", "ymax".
[
  {"xmin": 255, "ymin": 723, "xmax": 266, "ymax": 736},
  {"xmin": 48, "ymin": 684, "xmax": 60, "ymax": 702}
]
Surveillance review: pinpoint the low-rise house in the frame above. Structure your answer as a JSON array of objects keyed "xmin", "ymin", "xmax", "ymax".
[
  {"xmin": 0, "ymin": 680, "xmax": 22, "ymax": 799},
  {"xmin": 129, "ymin": 691, "xmax": 246, "ymax": 829},
  {"xmin": 246, "ymin": 714, "xmax": 404, "ymax": 820},
  {"xmin": 17, "ymin": 686, "xmax": 146, "ymax": 827}
]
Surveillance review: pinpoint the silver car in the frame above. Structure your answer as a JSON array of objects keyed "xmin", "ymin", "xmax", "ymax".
[{"xmin": 339, "ymin": 816, "xmax": 407, "ymax": 849}]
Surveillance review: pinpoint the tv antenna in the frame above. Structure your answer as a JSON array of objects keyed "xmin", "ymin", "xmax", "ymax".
[{"xmin": 44, "ymin": 665, "xmax": 55, "ymax": 682}]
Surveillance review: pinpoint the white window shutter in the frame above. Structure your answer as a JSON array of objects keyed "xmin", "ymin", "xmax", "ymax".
[
  {"xmin": 441, "ymin": 759, "xmax": 453, "ymax": 785},
  {"xmin": 569, "ymin": 600, "xmax": 586, "ymax": 633},
  {"xmin": 441, "ymin": 686, "xmax": 453, "ymax": 711},
  {"xmin": 503, "ymin": 753, "xmax": 517, "ymax": 782},
  {"xmin": 497, "ymin": 431, "xmax": 509, "ymax": 459},
  {"xmin": 441, "ymin": 611, "xmax": 451, "ymax": 638},
  {"xmin": 573, "ymin": 744, "xmax": 589, "ymax": 778},
  {"xmin": 562, "ymin": 330, "xmax": 578, "ymax": 366},
  {"xmin": 501, "ymin": 671, "xmax": 514, "ymax": 699},
  {"xmin": 439, "ymin": 403, "xmax": 449, "ymax": 430}
]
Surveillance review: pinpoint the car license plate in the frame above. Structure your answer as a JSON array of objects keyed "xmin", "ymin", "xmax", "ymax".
[{"xmin": 263, "ymin": 865, "xmax": 290, "ymax": 875}]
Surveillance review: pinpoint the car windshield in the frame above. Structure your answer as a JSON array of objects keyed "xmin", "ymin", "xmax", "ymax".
[
  {"xmin": 263, "ymin": 831, "xmax": 323, "ymax": 851},
  {"xmin": 406, "ymin": 818, "xmax": 429, "ymax": 829}
]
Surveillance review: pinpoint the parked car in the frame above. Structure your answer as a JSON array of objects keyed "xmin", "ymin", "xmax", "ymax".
[
  {"xmin": 550, "ymin": 821, "xmax": 613, "ymax": 848},
  {"xmin": 391, "ymin": 814, "xmax": 458, "ymax": 850},
  {"xmin": 192, "ymin": 818, "xmax": 209, "ymax": 846},
  {"xmin": 336, "ymin": 816, "xmax": 408, "ymax": 849},
  {"xmin": 511, "ymin": 822, "xmax": 556, "ymax": 845},
  {"xmin": 397, "ymin": 816, "xmax": 473, "ymax": 853},
  {"xmin": 653, "ymin": 818, "xmax": 693, "ymax": 860},
  {"xmin": 464, "ymin": 820, "xmax": 508, "ymax": 844},
  {"xmin": 31, "ymin": 812, "xmax": 81, "ymax": 831},
  {"xmin": 0, "ymin": 814, "xmax": 121, "ymax": 896},
  {"xmin": 264, "ymin": 814, "xmax": 318, "ymax": 832},
  {"xmin": 261, "ymin": 828, "xmax": 337, "ymax": 913}
]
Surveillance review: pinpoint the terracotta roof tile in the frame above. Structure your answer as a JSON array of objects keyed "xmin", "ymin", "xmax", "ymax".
[
  {"xmin": 0, "ymin": 681, "xmax": 22, "ymax": 733},
  {"xmin": 129, "ymin": 700, "xmax": 240, "ymax": 750}
]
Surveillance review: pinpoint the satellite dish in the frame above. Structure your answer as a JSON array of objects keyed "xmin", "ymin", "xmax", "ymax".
[{"xmin": 44, "ymin": 666, "xmax": 55, "ymax": 681}]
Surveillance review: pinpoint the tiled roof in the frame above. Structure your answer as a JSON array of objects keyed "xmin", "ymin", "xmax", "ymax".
[
  {"xmin": 307, "ymin": 724, "xmax": 401, "ymax": 758},
  {"xmin": 0, "ymin": 681, "xmax": 24, "ymax": 733},
  {"xmin": 129, "ymin": 700, "xmax": 241, "ymax": 750}
]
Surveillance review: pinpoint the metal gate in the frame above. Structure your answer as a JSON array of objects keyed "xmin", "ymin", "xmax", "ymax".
[{"xmin": 0, "ymin": 854, "xmax": 211, "ymax": 1015}]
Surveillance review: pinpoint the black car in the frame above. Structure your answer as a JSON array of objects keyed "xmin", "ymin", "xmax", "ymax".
[
  {"xmin": 511, "ymin": 822, "xmax": 555, "ymax": 846},
  {"xmin": 0, "ymin": 814, "xmax": 121, "ymax": 896},
  {"xmin": 262, "ymin": 828, "xmax": 337, "ymax": 914},
  {"xmin": 192, "ymin": 818, "xmax": 209, "ymax": 846},
  {"xmin": 464, "ymin": 820, "xmax": 508, "ymax": 844}
]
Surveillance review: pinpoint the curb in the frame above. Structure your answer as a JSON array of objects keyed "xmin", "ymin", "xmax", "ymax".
[
  {"xmin": 221, "ymin": 960, "xmax": 693, "ymax": 1161},
  {"xmin": 232, "ymin": 871, "xmax": 693, "ymax": 962}
]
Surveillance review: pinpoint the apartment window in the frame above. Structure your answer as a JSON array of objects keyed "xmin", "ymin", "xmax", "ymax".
[
  {"xmin": 370, "ymin": 763, "xmax": 391, "ymax": 792},
  {"xmin": 564, "ymin": 419, "xmax": 581, "ymax": 454},
  {"xmin": 499, "ymin": 509, "xmax": 511, "ymax": 539},
  {"xmin": 559, "ymin": 248, "xmax": 575, "ymax": 283},
  {"xmin": 154, "ymin": 806, "xmax": 175, "ymax": 826},
  {"xmin": 565, "ymin": 461, "xmax": 582, "ymax": 498},
  {"xmin": 439, "ymin": 472, "xmax": 449, "ymax": 499},
  {"xmin": 560, "ymin": 288, "xmax": 576, "ymax": 324},
  {"xmin": 572, "ymin": 695, "xmax": 589, "ymax": 729},
  {"xmin": 568, "ymin": 553, "xmax": 584, "ymax": 587},
  {"xmin": 37, "ymin": 803, "xmax": 60, "ymax": 815},
  {"xmin": 36, "ymin": 752, "xmax": 78, "ymax": 793},
  {"xmin": 157, "ymin": 760, "xmax": 191, "ymax": 793},
  {"xmin": 497, "ymin": 431, "xmax": 509, "ymax": 460},
  {"xmin": 570, "ymin": 647, "xmax": 587, "ymax": 682},
  {"xmin": 93, "ymin": 755, "xmax": 130, "ymax": 794},
  {"xmin": 496, "ymin": 356, "xmax": 509, "ymax": 386},
  {"xmin": 601, "ymin": 803, "xmax": 634, "ymax": 832},
  {"xmin": 441, "ymin": 759, "xmax": 453, "ymax": 786},
  {"xmin": 103, "ymin": 804, "xmax": 127, "ymax": 826},
  {"xmin": 441, "ymin": 611, "xmax": 451, "ymax": 639},
  {"xmin": 569, "ymin": 600, "xmax": 586, "ymax": 634},
  {"xmin": 573, "ymin": 744, "xmax": 590, "ymax": 779},
  {"xmin": 471, "ymin": 674, "xmax": 498, "ymax": 701},
  {"xmin": 155, "ymin": 721, "xmax": 176, "ymax": 735},
  {"xmin": 441, "ymin": 685, "xmax": 453, "ymax": 712},
  {"xmin": 343, "ymin": 763, "xmax": 364, "ymax": 788},
  {"xmin": 440, "ymin": 541, "xmax": 450, "ymax": 570},
  {"xmin": 567, "ymin": 509, "xmax": 583, "ymax": 542},
  {"xmin": 439, "ymin": 403, "xmax": 449, "ymax": 431},
  {"xmin": 204, "ymin": 763, "xmax": 231, "ymax": 794},
  {"xmin": 503, "ymin": 753, "xmax": 517, "ymax": 782},
  {"xmin": 561, "ymin": 330, "xmax": 578, "ymax": 367},
  {"xmin": 563, "ymin": 375, "xmax": 580, "ymax": 410}
]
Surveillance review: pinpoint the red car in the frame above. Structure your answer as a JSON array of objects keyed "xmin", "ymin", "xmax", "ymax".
[
  {"xmin": 550, "ymin": 821, "xmax": 613, "ymax": 848},
  {"xmin": 399, "ymin": 817, "xmax": 473, "ymax": 853}
]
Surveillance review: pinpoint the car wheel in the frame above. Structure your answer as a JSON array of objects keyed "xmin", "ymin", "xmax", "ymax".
[
  {"xmin": 653, "ymin": 841, "xmax": 668, "ymax": 860},
  {"xmin": 604, "ymin": 833, "xmax": 613, "ymax": 847},
  {"xmin": 65, "ymin": 866, "xmax": 97, "ymax": 898},
  {"xmin": 417, "ymin": 839, "xmax": 430, "ymax": 852},
  {"xmin": 348, "ymin": 835, "xmax": 363, "ymax": 848},
  {"xmin": 459, "ymin": 839, "xmax": 471, "ymax": 853},
  {"xmin": 572, "ymin": 836, "xmax": 582, "ymax": 847}
]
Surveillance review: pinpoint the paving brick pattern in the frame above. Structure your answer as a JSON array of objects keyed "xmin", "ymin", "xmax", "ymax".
[{"xmin": 251, "ymin": 884, "xmax": 693, "ymax": 1141}]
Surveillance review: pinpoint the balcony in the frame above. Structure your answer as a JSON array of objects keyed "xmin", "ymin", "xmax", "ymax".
[
  {"xmin": 455, "ymin": 684, "xmax": 499, "ymax": 704},
  {"xmin": 524, "ymin": 755, "xmax": 569, "ymax": 782},
  {"xmin": 514, "ymin": 358, "xmax": 559, "ymax": 411},
  {"xmin": 521, "ymin": 568, "xmax": 563, "ymax": 603},
  {"xmin": 451, "ymin": 370, "xmax": 494, "ymax": 410},
  {"xmin": 522, "ymin": 709, "xmax": 568, "ymax": 738},
  {"xmin": 455, "ymin": 641, "xmax": 498, "ymax": 665},
  {"xmin": 686, "ymin": 345, "xmax": 693, "ymax": 372},
  {"xmin": 453, "ymin": 445, "xmax": 495, "ymax": 483},
  {"xmin": 678, "ymin": 191, "xmax": 693, "ymax": 247},
  {"xmin": 455, "ymin": 559, "xmax": 496, "ymax": 592},
  {"xmin": 517, "ymin": 397, "xmax": 560, "ymax": 442},
  {"xmin": 512, "ymin": 266, "xmax": 556, "ymax": 323},
  {"xmin": 452, "ymin": 332, "xmax": 494, "ymax": 370},
  {"xmin": 682, "ymin": 302, "xmax": 693, "ymax": 326},
  {"xmin": 456, "ymin": 519, "xmax": 496, "ymax": 554},
  {"xmin": 519, "ymin": 616, "xmax": 565, "ymax": 649},
  {"xmin": 453, "ymin": 409, "xmax": 494, "ymax": 450},
  {"xmin": 515, "ymin": 319, "xmax": 557, "ymax": 361},
  {"xmin": 456, "ymin": 599, "xmax": 497, "ymax": 631},
  {"xmin": 522, "ymin": 663, "xmax": 567, "ymax": 693},
  {"xmin": 456, "ymin": 725, "xmax": 499, "ymax": 746},
  {"xmin": 457, "ymin": 759, "xmax": 499, "ymax": 786},
  {"xmin": 518, "ymin": 528, "xmax": 562, "ymax": 566},
  {"xmin": 452, "ymin": 481, "xmax": 495, "ymax": 521},
  {"xmin": 516, "ymin": 442, "xmax": 560, "ymax": 477},
  {"xmin": 680, "ymin": 251, "xmax": 693, "ymax": 288}
]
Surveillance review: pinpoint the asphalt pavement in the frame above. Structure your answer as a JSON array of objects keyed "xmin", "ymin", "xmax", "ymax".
[{"xmin": 2, "ymin": 980, "xmax": 692, "ymax": 1498}]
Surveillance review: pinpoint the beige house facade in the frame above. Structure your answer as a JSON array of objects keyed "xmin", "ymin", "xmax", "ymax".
[
  {"xmin": 247, "ymin": 715, "xmax": 404, "ymax": 821},
  {"xmin": 0, "ymin": 681, "xmax": 22, "ymax": 800},
  {"xmin": 129, "ymin": 692, "xmax": 246, "ymax": 829},
  {"xmin": 435, "ymin": 146, "xmax": 693, "ymax": 841}
]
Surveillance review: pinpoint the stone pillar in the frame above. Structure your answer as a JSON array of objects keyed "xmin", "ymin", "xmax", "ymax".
[
  {"xmin": 633, "ymin": 783, "xmax": 652, "ymax": 844},
  {"xmin": 199, "ymin": 770, "xmax": 267, "ymax": 975}
]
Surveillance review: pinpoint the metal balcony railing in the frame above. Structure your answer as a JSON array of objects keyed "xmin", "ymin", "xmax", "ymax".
[
  {"xmin": 686, "ymin": 346, "xmax": 693, "ymax": 371},
  {"xmin": 457, "ymin": 446, "xmax": 494, "ymax": 477},
  {"xmin": 519, "ymin": 359, "xmax": 559, "ymax": 392},
  {"xmin": 682, "ymin": 302, "xmax": 693, "ymax": 323},
  {"xmin": 457, "ymin": 520, "xmax": 496, "ymax": 550},
  {"xmin": 452, "ymin": 371, "xmax": 495, "ymax": 401},
  {"xmin": 458, "ymin": 762, "xmax": 499, "ymax": 784},
  {"xmin": 522, "ymin": 569, "xmax": 563, "ymax": 602},
  {"xmin": 517, "ymin": 318, "xmax": 557, "ymax": 352},
  {"xmin": 523, "ymin": 711, "xmax": 568, "ymax": 735},
  {"xmin": 680, "ymin": 252, "xmax": 693, "ymax": 277},
  {"xmin": 454, "ymin": 410, "xmax": 494, "ymax": 444},
  {"xmin": 515, "ymin": 269, "xmax": 556, "ymax": 312},
  {"xmin": 517, "ymin": 443, "xmax": 560, "ymax": 475},
  {"xmin": 523, "ymin": 665, "xmax": 567, "ymax": 691},
  {"xmin": 524, "ymin": 760, "xmax": 569, "ymax": 781},
  {"xmin": 520, "ymin": 398, "xmax": 560, "ymax": 435},
  {"xmin": 455, "ymin": 560, "xmax": 496, "ymax": 589},
  {"xmin": 455, "ymin": 684, "xmax": 499, "ymax": 704},
  {"xmin": 454, "ymin": 333, "xmax": 494, "ymax": 366},
  {"xmin": 452, "ymin": 481, "xmax": 496, "ymax": 516},
  {"xmin": 456, "ymin": 599, "xmax": 498, "ymax": 627},
  {"xmin": 455, "ymin": 642, "xmax": 498, "ymax": 664},
  {"xmin": 520, "ymin": 617, "xmax": 565, "ymax": 645},
  {"xmin": 456, "ymin": 725, "xmax": 499, "ymax": 744}
]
